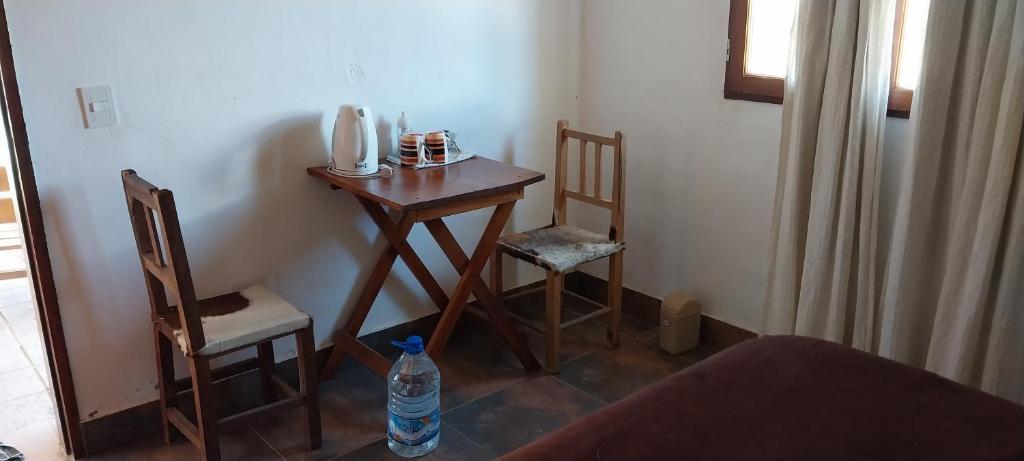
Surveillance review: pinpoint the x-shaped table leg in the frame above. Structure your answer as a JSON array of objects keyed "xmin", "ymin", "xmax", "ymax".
[
  {"xmin": 320, "ymin": 197, "xmax": 539, "ymax": 379},
  {"xmin": 424, "ymin": 217, "xmax": 540, "ymax": 370},
  {"xmin": 319, "ymin": 198, "xmax": 448, "ymax": 379}
]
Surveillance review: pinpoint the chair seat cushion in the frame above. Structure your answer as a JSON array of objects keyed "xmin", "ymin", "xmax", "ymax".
[
  {"xmin": 173, "ymin": 284, "xmax": 311, "ymax": 356},
  {"xmin": 497, "ymin": 225, "xmax": 624, "ymax": 273}
]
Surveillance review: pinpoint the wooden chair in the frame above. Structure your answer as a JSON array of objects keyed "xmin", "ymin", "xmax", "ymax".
[
  {"xmin": 120, "ymin": 170, "xmax": 321, "ymax": 461},
  {"xmin": 491, "ymin": 120, "xmax": 625, "ymax": 373}
]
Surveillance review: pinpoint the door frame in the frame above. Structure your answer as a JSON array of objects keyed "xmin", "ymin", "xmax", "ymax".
[{"xmin": 0, "ymin": 2, "xmax": 86, "ymax": 457}]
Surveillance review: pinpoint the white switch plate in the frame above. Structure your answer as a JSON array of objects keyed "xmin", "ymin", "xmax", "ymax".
[{"xmin": 76, "ymin": 85, "xmax": 117, "ymax": 128}]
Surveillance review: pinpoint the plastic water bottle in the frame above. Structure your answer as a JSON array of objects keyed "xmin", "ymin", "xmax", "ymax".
[{"xmin": 387, "ymin": 336, "xmax": 441, "ymax": 457}]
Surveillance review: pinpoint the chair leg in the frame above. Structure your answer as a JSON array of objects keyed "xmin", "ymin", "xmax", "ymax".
[
  {"xmin": 491, "ymin": 249, "xmax": 503, "ymax": 304},
  {"xmin": 257, "ymin": 341, "xmax": 276, "ymax": 404},
  {"xmin": 607, "ymin": 252, "xmax": 624, "ymax": 349},
  {"xmin": 153, "ymin": 326, "xmax": 179, "ymax": 445},
  {"xmin": 189, "ymin": 356, "xmax": 220, "ymax": 461},
  {"xmin": 296, "ymin": 326, "xmax": 322, "ymax": 450},
  {"xmin": 545, "ymin": 271, "xmax": 563, "ymax": 373}
]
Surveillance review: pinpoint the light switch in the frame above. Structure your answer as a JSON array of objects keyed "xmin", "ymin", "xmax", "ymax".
[{"xmin": 77, "ymin": 85, "xmax": 117, "ymax": 128}]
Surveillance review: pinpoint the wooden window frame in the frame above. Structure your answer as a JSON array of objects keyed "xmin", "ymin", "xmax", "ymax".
[{"xmin": 724, "ymin": 0, "xmax": 914, "ymax": 118}]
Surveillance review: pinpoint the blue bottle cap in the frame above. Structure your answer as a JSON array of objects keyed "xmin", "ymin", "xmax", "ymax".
[{"xmin": 391, "ymin": 335, "xmax": 424, "ymax": 354}]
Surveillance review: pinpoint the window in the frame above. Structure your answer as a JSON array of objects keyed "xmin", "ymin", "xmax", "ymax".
[{"xmin": 724, "ymin": 0, "xmax": 930, "ymax": 117}]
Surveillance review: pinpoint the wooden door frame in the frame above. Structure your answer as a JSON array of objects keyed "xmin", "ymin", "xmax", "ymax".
[{"xmin": 0, "ymin": 2, "xmax": 86, "ymax": 457}]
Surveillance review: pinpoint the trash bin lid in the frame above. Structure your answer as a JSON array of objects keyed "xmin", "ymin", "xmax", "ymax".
[{"xmin": 662, "ymin": 292, "xmax": 700, "ymax": 316}]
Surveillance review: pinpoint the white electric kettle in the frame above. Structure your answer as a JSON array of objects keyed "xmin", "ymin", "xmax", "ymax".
[{"xmin": 329, "ymin": 104, "xmax": 379, "ymax": 177}]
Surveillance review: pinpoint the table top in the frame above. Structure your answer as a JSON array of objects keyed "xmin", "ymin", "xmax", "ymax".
[{"xmin": 307, "ymin": 157, "xmax": 545, "ymax": 211}]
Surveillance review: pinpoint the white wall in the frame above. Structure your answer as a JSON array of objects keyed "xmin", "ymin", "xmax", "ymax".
[
  {"xmin": 575, "ymin": 0, "xmax": 911, "ymax": 333},
  {"xmin": 8, "ymin": 0, "xmax": 580, "ymax": 420},
  {"xmin": 575, "ymin": 0, "xmax": 781, "ymax": 332}
]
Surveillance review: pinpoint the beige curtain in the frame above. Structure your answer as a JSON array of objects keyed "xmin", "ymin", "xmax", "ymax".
[
  {"xmin": 763, "ymin": 0, "xmax": 896, "ymax": 348},
  {"xmin": 879, "ymin": 0, "xmax": 1024, "ymax": 403}
]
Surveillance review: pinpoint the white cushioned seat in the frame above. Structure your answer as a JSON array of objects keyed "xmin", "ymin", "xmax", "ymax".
[
  {"xmin": 497, "ymin": 225, "xmax": 625, "ymax": 274},
  {"xmin": 174, "ymin": 284, "xmax": 312, "ymax": 356}
]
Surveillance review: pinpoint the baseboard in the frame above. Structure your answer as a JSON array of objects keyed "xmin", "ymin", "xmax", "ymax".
[
  {"xmin": 563, "ymin": 271, "xmax": 757, "ymax": 350},
  {"xmin": 80, "ymin": 312, "xmax": 441, "ymax": 457},
  {"xmin": 80, "ymin": 276, "xmax": 754, "ymax": 456}
]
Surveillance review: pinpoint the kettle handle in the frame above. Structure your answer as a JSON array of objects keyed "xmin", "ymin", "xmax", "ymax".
[{"xmin": 357, "ymin": 108, "xmax": 369, "ymax": 163}]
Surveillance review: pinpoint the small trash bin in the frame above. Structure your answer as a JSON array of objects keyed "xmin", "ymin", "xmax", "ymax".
[{"xmin": 659, "ymin": 293, "xmax": 701, "ymax": 354}]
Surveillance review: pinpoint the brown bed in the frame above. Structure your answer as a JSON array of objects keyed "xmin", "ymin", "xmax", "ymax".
[{"xmin": 500, "ymin": 335, "xmax": 1024, "ymax": 461}]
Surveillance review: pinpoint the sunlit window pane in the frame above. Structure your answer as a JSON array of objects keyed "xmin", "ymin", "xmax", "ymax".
[
  {"xmin": 896, "ymin": 0, "xmax": 929, "ymax": 89},
  {"xmin": 744, "ymin": 0, "xmax": 798, "ymax": 78}
]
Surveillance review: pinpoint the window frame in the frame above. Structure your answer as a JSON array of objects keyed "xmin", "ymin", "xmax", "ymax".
[{"xmin": 724, "ymin": 0, "xmax": 915, "ymax": 118}]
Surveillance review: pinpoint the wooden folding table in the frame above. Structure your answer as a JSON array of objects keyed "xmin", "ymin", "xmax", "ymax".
[{"xmin": 308, "ymin": 157, "xmax": 544, "ymax": 379}]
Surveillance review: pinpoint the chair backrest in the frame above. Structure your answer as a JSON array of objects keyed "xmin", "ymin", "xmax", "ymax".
[
  {"xmin": 552, "ymin": 120, "xmax": 625, "ymax": 242},
  {"xmin": 121, "ymin": 170, "xmax": 204, "ymax": 353}
]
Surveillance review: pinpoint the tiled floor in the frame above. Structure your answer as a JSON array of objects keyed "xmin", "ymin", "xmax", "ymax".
[
  {"xmin": 89, "ymin": 294, "xmax": 720, "ymax": 460},
  {"xmin": 0, "ymin": 276, "xmax": 66, "ymax": 460}
]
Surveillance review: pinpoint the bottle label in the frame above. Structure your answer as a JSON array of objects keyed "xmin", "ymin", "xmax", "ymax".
[{"xmin": 388, "ymin": 408, "xmax": 440, "ymax": 446}]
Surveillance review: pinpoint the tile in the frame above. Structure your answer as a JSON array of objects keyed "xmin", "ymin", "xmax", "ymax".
[
  {"xmin": 636, "ymin": 327, "xmax": 659, "ymax": 348},
  {"xmin": 0, "ymin": 329, "xmax": 31, "ymax": 376},
  {"xmin": 215, "ymin": 369, "xmax": 270, "ymax": 417},
  {"xmin": 504, "ymin": 299, "xmax": 605, "ymax": 366},
  {"xmin": 5, "ymin": 306, "xmax": 43, "ymax": 352},
  {"xmin": 0, "ymin": 249, "xmax": 26, "ymax": 274},
  {"xmin": 563, "ymin": 294, "xmax": 656, "ymax": 336},
  {"xmin": 0, "ymin": 281, "xmax": 31, "ymax": 306},
  {"xmin": 636, "ymin": 328, "xmax": 720, "ymax": 363},
  {"xmin": 252, "ymin": 367, "xmax": 387, "ymax": 460},
  {"xmin": 332, "ymin": 423, "xmax": 490, "ymax": 461},
  {"xmin": 0, "ymin": 367, "xmax": 46, "ymax": 403},
  {"xmin": 0, "ymin": 301, "xmax": 48, "ymax": 376},
  {"xmin": 87, "ymin": 426, "xmax": 281, "ymax": 461},
  {"xmin": 436, "ymin": 316, "xmax": 541, "ymax": 411},
  {"xmin": 444, "ymin": 376, "xmax": 603, "ymax": 456},
  {"xmin": 681, "ymin": 343, "xmax": 722, "ymax": 363},
  {"xmin": 0, "ymin": 277, "xmax": 29, "ymax": 289},
  {"xmin": 27, "ymin": 346, "xmax": 49, "ymax": 380},
  {"xmin": 0, "ymin": 391, "xmax": 54, "ymax": 433},
  {"xmin": 504, "ymin": 292, "xmax": 655, "ymax": 366},
  {"xmin": 556, "ymin": 338, "xmax": 690, "ymax": 404},
  {"xmin": 0, "ymin": 301, "xmax": 35, "ymax": 326},
  {"xmin": 506, "ymin": 295, "xmax": 583, "ymax": 326},
  {"xmin": 1, "ymin": 419, "xmax": 71, "ymax": 461}
]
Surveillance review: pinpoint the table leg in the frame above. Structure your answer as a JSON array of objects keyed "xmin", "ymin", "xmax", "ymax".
[
  {"xmin": 424, "ymin": 217, "xmax": 540, "ymax": 371},
  {"xmin": 319, "ymin": 211, "xmax": 417, "ymax": 380},
  {"xmin": 356, "ymin": 197, "xmax": 450, "ymax": 311},
  {"xmin": 424, "ymin": 202, "xmax": 517, "ymax": 357}
]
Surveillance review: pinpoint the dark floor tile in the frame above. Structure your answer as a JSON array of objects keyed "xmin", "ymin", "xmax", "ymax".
[
  {"xmin": 557, "ymin": 337, "xmax": 690, "ymax": 404},
  {"xmin": 636, "ymin": 326, "xmax": 659, "ymax": 348},
  {"xmin": 160, "ymin": 371, "xmax": 270, "ymax": 430},
  {"xmin": 444, "ymin": 376, "xmax": 602, "ymax": 456},
  {"xmin": 563, "ymin": 294, "xmax": 655, "ymax": 336},
  {"xmin": 521, "ymin": 323, "xmax": 601, "ymax": 367},
  {"xmin": 331, "ymin": 423, "xmax": 490, "ymax": 461},
  {"xmin": 504, "ymin": 299, "xmax": 605, "ymax": 365},
  {"xmin": 437, "ymin": 316, "xmax": 541, "ymax": 411},
  {"xmin": 252, "ymin": 367, "xmax": 386, "ymax": 460},
  {"xmin": 637, "ymin": 328, "xmax": 721, "ymax": 363},
  {"xmin": 87, "ymin": 425, "xmax": 280, "ymax": 461},
  {"xmin": 507, "ymin": 293, "xmax": 654, "ymax": 354},
  {"xmin": 681, "ymin": 342, "xmax": 721, "ymax": 362}
]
